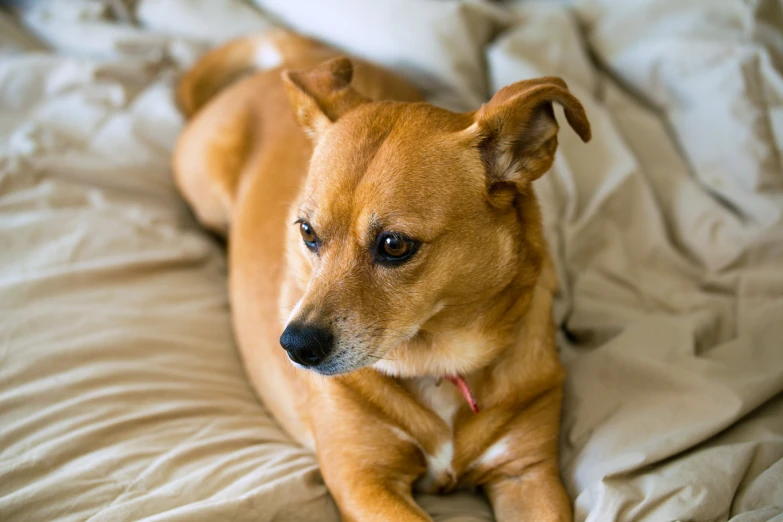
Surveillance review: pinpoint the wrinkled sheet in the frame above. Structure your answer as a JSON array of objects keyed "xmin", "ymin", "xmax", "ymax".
[{"xmin": 1, "ymin": 1, "xmax": 781, "ymax": 521}]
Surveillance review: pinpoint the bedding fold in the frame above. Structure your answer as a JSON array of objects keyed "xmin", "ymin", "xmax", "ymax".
[{"xmin": 1, "ymin": 1, "xmax": 781, "ymax": 521}]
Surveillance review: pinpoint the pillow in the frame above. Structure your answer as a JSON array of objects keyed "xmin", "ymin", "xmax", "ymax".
[
  {"xmin": 137, "ymin": 0, "xmax": 274, "ymax": 44},
  {"xmin": 250, "ymin": 0, "xmax": 505, "ymax": 110}
]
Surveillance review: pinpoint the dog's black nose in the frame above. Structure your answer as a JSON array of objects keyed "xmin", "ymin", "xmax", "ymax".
[{"xmin": 279, "ymin": 323, "xmax": 334, "ymax": 367}]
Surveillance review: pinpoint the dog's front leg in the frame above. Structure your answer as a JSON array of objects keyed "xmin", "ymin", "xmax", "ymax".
[
  {"xmin": 312, "ymin": 406, "xmax": 433, "ymax": 521},
  {"xmin": 310, "ymin": 372, "xmax": 451, "ymax": 521},
  {"xmin": 328, "ymin": 475, "xmax": 433, "ymax": 522},
  {"xmin": 317, "ymin": 441, "xmax": 433, "ymax": 522},
  {"xmin": 477, "ymin": 386, "xmax": 572, "ymax": 522},
  {"xmin": 485, "ymin": 461, "xmax": 572, "ymax": 522}
]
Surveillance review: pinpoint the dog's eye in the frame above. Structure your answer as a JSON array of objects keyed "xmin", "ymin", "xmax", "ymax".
[
  {"xmin": 375, "ymin": 233, "xmax": 418, "ymax": 265},
  {"xmin": 298, "ymin": 221, "xmax": 318, "ymax": 252}
]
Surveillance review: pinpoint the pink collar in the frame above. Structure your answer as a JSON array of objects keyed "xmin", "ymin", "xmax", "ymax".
[{"xmin": 445, "ymin": 375, "xmax": 480, "ymax": 414}]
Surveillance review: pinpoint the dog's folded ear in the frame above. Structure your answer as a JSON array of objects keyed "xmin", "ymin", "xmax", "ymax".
[
  {"xmin": 283, "ymin": 57, "xmax": 369, "ymax": 140},
  {"xmin": 467, "ymin": 77, "xmax": 591, "ymax": 207}
]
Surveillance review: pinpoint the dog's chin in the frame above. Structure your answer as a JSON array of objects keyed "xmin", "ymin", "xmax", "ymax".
[{"xmin": 289, "ymin": 353, "xmax": 380, "ymax": 376}]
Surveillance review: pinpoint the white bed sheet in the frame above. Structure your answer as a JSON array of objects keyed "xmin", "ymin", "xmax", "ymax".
[{"xmin": 1, "ymin": 1, "xmax": 781, "ymax": 521}]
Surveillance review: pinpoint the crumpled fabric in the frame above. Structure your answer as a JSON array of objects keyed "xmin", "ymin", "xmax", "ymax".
[{"xmin": 1, "ymin": 1, "xmax": 781, "ymax": 521}]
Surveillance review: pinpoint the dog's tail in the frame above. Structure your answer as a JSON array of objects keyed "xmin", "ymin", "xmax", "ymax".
[
  {"xmin": 176, "ymin": 31, "xmax": 287, "ymax": 118},
  {"xmin": 177, "ymin": 30, "xmax": 423, "ymax": 118}
]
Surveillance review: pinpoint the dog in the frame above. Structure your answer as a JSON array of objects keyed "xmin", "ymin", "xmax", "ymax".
[{"xmin": 173, "ymin": 29, "xmax": 590, "ymax": 522}]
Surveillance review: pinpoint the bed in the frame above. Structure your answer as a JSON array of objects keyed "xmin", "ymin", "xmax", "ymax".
[{"xmin": 1, "ymin": 1, "xmax": 782, "ymax": 520}]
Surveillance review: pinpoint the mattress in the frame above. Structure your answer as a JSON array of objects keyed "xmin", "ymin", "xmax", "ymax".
[{"xmin": 1, "ymin": 1, "xmax": 782, "ymax": 521}]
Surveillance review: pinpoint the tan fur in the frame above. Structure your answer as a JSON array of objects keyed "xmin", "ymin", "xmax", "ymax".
[{"xmin": 173, "ymin": 30, "xmax": 590, "ymax": 522}]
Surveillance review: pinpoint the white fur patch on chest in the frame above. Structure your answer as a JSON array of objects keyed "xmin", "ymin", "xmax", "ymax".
[
  {"xmin": 408, "ymin": 376, "xmax": 461, "ymax": 428},
  {"xmin": 418, "ymin": 441, "xmax": 454, "ymax": 492},
  {"xmin": 402, "ymin": 377, "xmax": 462, "ymax": 492}
]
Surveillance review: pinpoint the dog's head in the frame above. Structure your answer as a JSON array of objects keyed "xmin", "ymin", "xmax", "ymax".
[{"xmin": 278, "ymin": 57, "xmax": 590, "ymax": 376}]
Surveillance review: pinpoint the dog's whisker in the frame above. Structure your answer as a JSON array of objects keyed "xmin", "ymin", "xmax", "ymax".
[
  {"xmin": 440, "ymin": 298, "xmax": 484, "ymax": 309},
  {"xmin": 362, "ymin": 353, "xmax": 387, "ymax": 361}
]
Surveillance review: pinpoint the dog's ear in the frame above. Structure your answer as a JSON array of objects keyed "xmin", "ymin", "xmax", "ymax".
[
  {"xmin": 282, "ymin": 57, "xmax": 369, "ymax": 140},
  {"xmin": 467, "ymin": 77, "xmax": 591, "ymax": 207}
]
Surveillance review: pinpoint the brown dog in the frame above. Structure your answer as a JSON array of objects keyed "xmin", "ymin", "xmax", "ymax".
[{"xmin": 173, "ymin": 29, "xmax": 590, "ymax": 522}]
